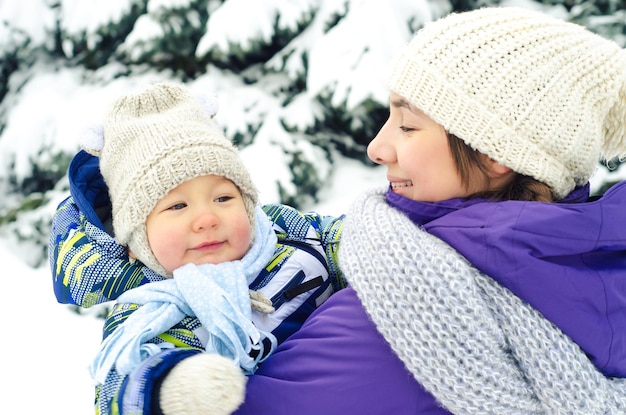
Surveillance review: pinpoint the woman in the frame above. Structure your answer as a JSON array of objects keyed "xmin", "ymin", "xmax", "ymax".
[{"xmin": 236, "ymin": 7, "xmax": 626, "ymax": 414}]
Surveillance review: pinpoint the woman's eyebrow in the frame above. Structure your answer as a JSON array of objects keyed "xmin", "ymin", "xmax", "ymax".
[
  {"xmin": 391, "ymin": 98, "xmax": 428, "ymax": 119},
  {"xmin": 390, "ymin": 98, "xmax": 410, "ymax": 109}
]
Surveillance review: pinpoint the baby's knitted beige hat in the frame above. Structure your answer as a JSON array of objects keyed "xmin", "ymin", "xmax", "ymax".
[
  {"xmin": 387, "ymin": 7, "xmax": 626, "ymax": 199},
  {"xmin": 82, "ymin": 82, "xmax": 258, "ymax": 277}
]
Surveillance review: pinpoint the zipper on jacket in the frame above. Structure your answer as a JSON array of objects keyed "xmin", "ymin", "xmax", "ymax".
[{"xmin": 269, "ymin": 271, "xmax": 325, "ymax": 309}]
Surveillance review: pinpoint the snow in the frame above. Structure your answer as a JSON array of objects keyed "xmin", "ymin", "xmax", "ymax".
[
  {"xmin": 198, "ymin": 0, "xmax": 315, "ymax": 52},
  {"xmin": 59, "ymin": 0, "xmax": 133, "ymax": 39},
  {"xmin": 1, "ymin": 238, "xmax": 102, "ymax": 414},
  {"xmin": 307, "ymin": 0, "xmax": 442, "ymax": 110}
]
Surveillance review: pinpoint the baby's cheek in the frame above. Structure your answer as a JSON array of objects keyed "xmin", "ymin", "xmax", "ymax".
[
  {"xmin": 148, "ymin": 231, "xmax": 185, "ymax": 272},
  {"xmin": 234, "ymin": 220, "xmax": 253, "ymax": 253}
]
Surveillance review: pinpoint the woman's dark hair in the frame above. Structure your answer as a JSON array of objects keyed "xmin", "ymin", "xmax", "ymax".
[{"xmin": 447, "ymin": 133, "xmax": 555, "ymax": 202}]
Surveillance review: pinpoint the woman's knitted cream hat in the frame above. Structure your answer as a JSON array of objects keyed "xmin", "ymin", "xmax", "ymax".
[
  {"xmin": 82, "ymin": 82, "xmax": 258, "ymax": 277},
  {"xmin": 387, "ymin": 7, "xmax": 626, "ymax": 199}
]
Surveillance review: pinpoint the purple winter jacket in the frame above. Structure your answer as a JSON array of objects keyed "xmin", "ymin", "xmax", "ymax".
[{"xmin": 235, "ymin": 180, "xmax": 626, "ymax": 414}]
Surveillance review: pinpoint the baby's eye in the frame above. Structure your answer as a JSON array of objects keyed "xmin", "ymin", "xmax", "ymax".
[
  {"xmin": 168, "ymin": 202, "xmax": 187, "ymax": 211},
  {"xmin": 215, "ymin": 195, "xmax": 234, "ymax": 203},
  {"xmin": 400, "ymin": 126, "xmax": 415, "ymax": 133}
]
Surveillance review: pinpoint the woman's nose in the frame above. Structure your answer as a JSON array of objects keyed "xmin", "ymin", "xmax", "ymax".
[{"xmin": 367, "ymin": 121, "xmax": 394, "ymax": 165}]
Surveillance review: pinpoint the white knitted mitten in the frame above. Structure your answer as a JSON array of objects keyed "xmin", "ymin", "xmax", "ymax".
[{"xmin": 159, "ymin": 353, "xmax": 246, "ymax": 415}]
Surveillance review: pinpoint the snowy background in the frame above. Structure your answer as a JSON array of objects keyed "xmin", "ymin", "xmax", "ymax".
[{"xmin": 2, "ymin": 0, "xmax": 626, "ymax": 413}]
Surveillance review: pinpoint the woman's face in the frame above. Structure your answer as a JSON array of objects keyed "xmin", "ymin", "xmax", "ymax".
[{"xmin": 367, "ymin": 93, "xmax": 471, "ymax": 202}]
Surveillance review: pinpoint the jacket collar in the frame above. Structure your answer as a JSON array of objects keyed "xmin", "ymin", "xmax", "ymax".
[
  {"xmin": 385, "ymin": 183, "xmax": 590, "ymax": 226},
  {"xmin": 68, "ymin": 150, "xmax": 111, "ymax": 231}
]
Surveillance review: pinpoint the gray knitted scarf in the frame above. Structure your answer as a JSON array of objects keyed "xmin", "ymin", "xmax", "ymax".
[{"xmin": 339, "ymin": 190, "xmax": 626, "ymax": 415}]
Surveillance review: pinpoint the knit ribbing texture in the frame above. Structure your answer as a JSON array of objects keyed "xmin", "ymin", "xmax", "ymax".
[
  {"xmin": 387, "ymin": 7, "xmax": 626, "ymax": 199},
  {"xmin": 340, "ymin": 190, "xmax": 626, "ymax": 414}
]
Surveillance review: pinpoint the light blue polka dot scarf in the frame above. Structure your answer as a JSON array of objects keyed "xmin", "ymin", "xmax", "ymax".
[{"xmin": 90, "ymin": 206, "xmax": 278, "ymax": 384}]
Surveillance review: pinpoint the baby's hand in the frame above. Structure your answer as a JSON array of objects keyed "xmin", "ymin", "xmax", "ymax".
[{"xmin": 160, "ymin": 353, "xmax": 246, "ymax": 415}]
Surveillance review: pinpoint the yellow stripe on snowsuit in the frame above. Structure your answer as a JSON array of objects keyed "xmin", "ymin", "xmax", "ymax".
[
  {"xmin": 56, "ymin": 230, "xmax": 89, "ymax": 277},
  {"xmin": 266, "ymin": 245, "xmax": 292, "ymax": 271},
  {"xmin": 74, "ymin": 251, "xmax": 102, "ymax": 286},
  {"xmin": 158, "ymin": 330, "xmax": 197, "ymax": 347},
  {"xmin": 102, "ymin": 263, "xmax": 145, "ymax": 300},
  {"xmin": 62, "ymin": 243, "xmax": 93, "ymax": 287}
]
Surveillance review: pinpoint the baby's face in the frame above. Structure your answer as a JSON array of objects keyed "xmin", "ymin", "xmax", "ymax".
[{"xmin": 145, "ymin": 175, "xmax": 251, "ymax": 273}]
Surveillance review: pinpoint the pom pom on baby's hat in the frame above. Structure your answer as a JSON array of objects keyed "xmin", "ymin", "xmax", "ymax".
[
  {"xmin": 159, "ymin": 353, "xmax": 246, "ymax": 415},
  {"xmin": 195, "ymin": 91, "xmax": 220, "ymax": 118},
  {"xmin": 78, "ymin": 123, "xmax": 105, "ymax": 156}
]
